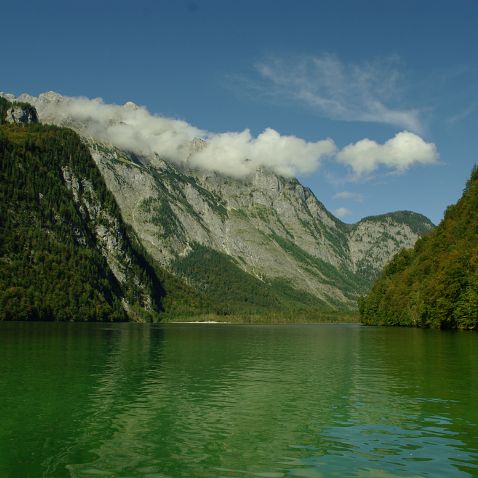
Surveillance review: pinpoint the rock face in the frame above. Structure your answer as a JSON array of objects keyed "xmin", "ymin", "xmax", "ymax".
[
  {"xmin": 5, "ymin": 104, "xmax": 38, "ymax": 124},
  {"xmin": 0, "ymin": 95, "xmax": 38, "ymax": 125},
  {"xmin": 347, "ymin": 211, "xmax": 435, "ymax": 281},
  {"xmin": 7, "ymin": 91, "xmax": 435, "ymax": 310},
  {"xmin": 86, "ymin": 144, "xmax": 432, "ymax": 308},
  {"xmin": 60, "ymin": 164, "xmax": 156, "ymax": 316}
]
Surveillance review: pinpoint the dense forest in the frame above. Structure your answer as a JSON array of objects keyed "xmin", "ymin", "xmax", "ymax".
[
  {"xmin": 359, "ymin": 166, "xmax": 478, "ymax": 329},
  {"xmin": 0, "ymin": 100, "xmax": 169, "ymax": 321},
  {"xmin": 171, "ymin": 242, "xmax": 339, "ymax": 317}
]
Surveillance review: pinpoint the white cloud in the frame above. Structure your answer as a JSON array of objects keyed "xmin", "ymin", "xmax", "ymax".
[
  {"xmin": 8, "ymin": 92, "xmax": 438, "ymax": 182},
  {"xmin": 336, "ymin": 131, "xmax": 439, "ymax": 179},
  {"xmin": 22, "ymin": 92, "xmax": 336, "ymax": 179},
  {"xmin": 333, "ymin": 191, "xmax": 364, "ymax": 202},
  {"xmin": 192, "ymin": 127, "xmax": 336, "ymax": 177},
  {"xmin": 334, "ymin": 207, "xmax": 352, "ymax": 219},
  {"xmin": 254, "ymin": 54, "xmax": 423, "ymax": 133}
]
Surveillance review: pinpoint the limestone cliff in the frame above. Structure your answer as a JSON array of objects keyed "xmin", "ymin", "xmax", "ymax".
[{"xmin": 5, "ymin": 91, "xmax": 434, "ymax": 310}]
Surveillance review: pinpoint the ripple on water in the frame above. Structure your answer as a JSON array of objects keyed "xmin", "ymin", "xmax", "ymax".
[{"xmin": 0, "ymin": 323, "xmax": 477, "ymax": 477}]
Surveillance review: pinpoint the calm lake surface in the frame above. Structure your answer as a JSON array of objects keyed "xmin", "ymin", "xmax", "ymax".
[{"xmin": 0, "ymin": 323, "xmax": 477, "ymax": 478}]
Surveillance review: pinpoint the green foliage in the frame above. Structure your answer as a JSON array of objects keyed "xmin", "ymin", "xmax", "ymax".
[
  {"xmin": 0, "ymin": 122, "xmax": 164, "ymax": 321},
  {"xmin": 140, "ymin": 248, "xmax": 213, "ymax": 318},
  {"xmin": 139, "ymin": 197, "xmax": 185, "ymax": 240},
  {"xmin": 0, "ymin": 97, "xmax": 10, "ymax": 123},
  {"xmin": 359, "ymin": 167, "xmax": 478, "ymax": 330},
  {"xmin": 162, "ymin": 310, "xmax": 359, "ymax": 324},
  {"xmin": 170, "ymin": 242, "xmax": 334, "ymax": 316}
]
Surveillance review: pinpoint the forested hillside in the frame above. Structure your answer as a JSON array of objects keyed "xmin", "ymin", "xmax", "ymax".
[
  {"xmin": 0, "ymin": 111, "xmax": 167, "ymax": 321},
  {"xmin": 359, "ymin": 166, "xmax": 478, "ymax": 329}
]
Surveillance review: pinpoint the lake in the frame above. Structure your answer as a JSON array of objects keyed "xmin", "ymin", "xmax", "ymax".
[{"xmin": 0, "ymin": 322, "xmax": 477, "ymax": 477}]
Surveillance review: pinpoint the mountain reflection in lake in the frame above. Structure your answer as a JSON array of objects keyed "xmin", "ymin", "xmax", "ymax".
[{"xmin": 0, "ymin": 322, "xmax": 477, "ymax": 477}]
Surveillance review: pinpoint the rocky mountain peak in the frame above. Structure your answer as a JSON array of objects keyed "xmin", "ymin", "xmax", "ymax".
[
  {"xmin": 124, "ymin": 101, "xmax": 140, "ymax": 110},
  {"xmin": 36, "ymin": 91, "xmax": 65, "ymax": 103},
  {"xmin": 190, "ymin": 137, "xmax": 207, "ymax": 153}
]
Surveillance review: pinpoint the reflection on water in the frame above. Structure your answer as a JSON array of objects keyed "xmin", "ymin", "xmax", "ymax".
[{"xmin": 0, "ymin": 323, "xmax": 477, "ymax": 477}]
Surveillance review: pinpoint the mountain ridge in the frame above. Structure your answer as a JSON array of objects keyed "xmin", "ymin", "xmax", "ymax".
[{"xmin": 1, "ymin": 92, "xmax": 435, "ymax": 316}]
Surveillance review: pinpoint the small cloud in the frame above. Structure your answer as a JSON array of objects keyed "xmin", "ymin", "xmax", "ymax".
[
  {"xmin": 249, "ymin": 54, "xmax": 423, "ymax": 133},
  {"xmin": 334, "ymin": 207, "xmax": 352, "ymax": 219},
  {"xmin": 333, "ymin": 191, "xmax": 363, "ymax": 202},
  {"xmin": 336, "ymin": 131, "xmax": 438, "ymax": 179},
  {"xmin": 447, "ymin": 102, "xmax": 478, "ymax": 125}
]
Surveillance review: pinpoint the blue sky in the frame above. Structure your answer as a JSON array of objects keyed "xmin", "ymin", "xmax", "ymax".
[{"xmin": 3, "ymin": 0, "xmax": 478, "ymax": 224}]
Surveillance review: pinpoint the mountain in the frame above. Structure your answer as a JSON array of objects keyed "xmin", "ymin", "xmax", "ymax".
[
  {"xmin": 0, "ymin": 97, "xmax": 165, "ymax": 321},
  {"xmin": 359, "ymin": 167, "xmax": 478, "ymax": 329},
  {"xmin": 0, "ymin": 92, "xmax": 434, "ymax": 320},
  {"xmin": 89, "ymin": 147, "xmax": 433, "ymax": 310}
]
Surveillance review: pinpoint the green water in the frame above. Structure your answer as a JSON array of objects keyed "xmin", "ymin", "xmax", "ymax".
[{"xmin": 0, "ymin": 323, "xmax": 477, "ymax": 477}]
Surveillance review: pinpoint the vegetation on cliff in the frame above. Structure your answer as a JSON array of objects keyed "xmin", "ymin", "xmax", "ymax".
[
  {"xmin": 0, "ymin": 116, "xmax": 167, "ymax": 321},
  {"xmin": 359, "ymin": 166, "xmax": 478, "ymax": 329}
]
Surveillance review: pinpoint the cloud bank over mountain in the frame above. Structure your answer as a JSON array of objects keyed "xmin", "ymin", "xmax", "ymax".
[
  {"xmin": 20, "ymin": 92, "xmax": 336, "ymax": 178},
  {"xmin": 6, "ymin": 92, "xmax": 438, "ymax": 180}
]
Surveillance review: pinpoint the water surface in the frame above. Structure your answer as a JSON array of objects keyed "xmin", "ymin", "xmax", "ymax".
[{"xmin": 0, "ymin": 323, "xmax": 477, "ymax": 477}]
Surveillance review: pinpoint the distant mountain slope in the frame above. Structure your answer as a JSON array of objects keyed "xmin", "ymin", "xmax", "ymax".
[
  {"xmin": 359, "ymin": 167, "xmax": 478, "ymax": 329},
  {"xmin": 347, "ymin": 211, "xmax": 434, "ymax": 282},
  {"xmin": 85, "ymin": 138, "xmax": 435, "ymax": 310},
  {"xmin": 2, "ymin": 92, "xmax": 435, "ymax": 313}
]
